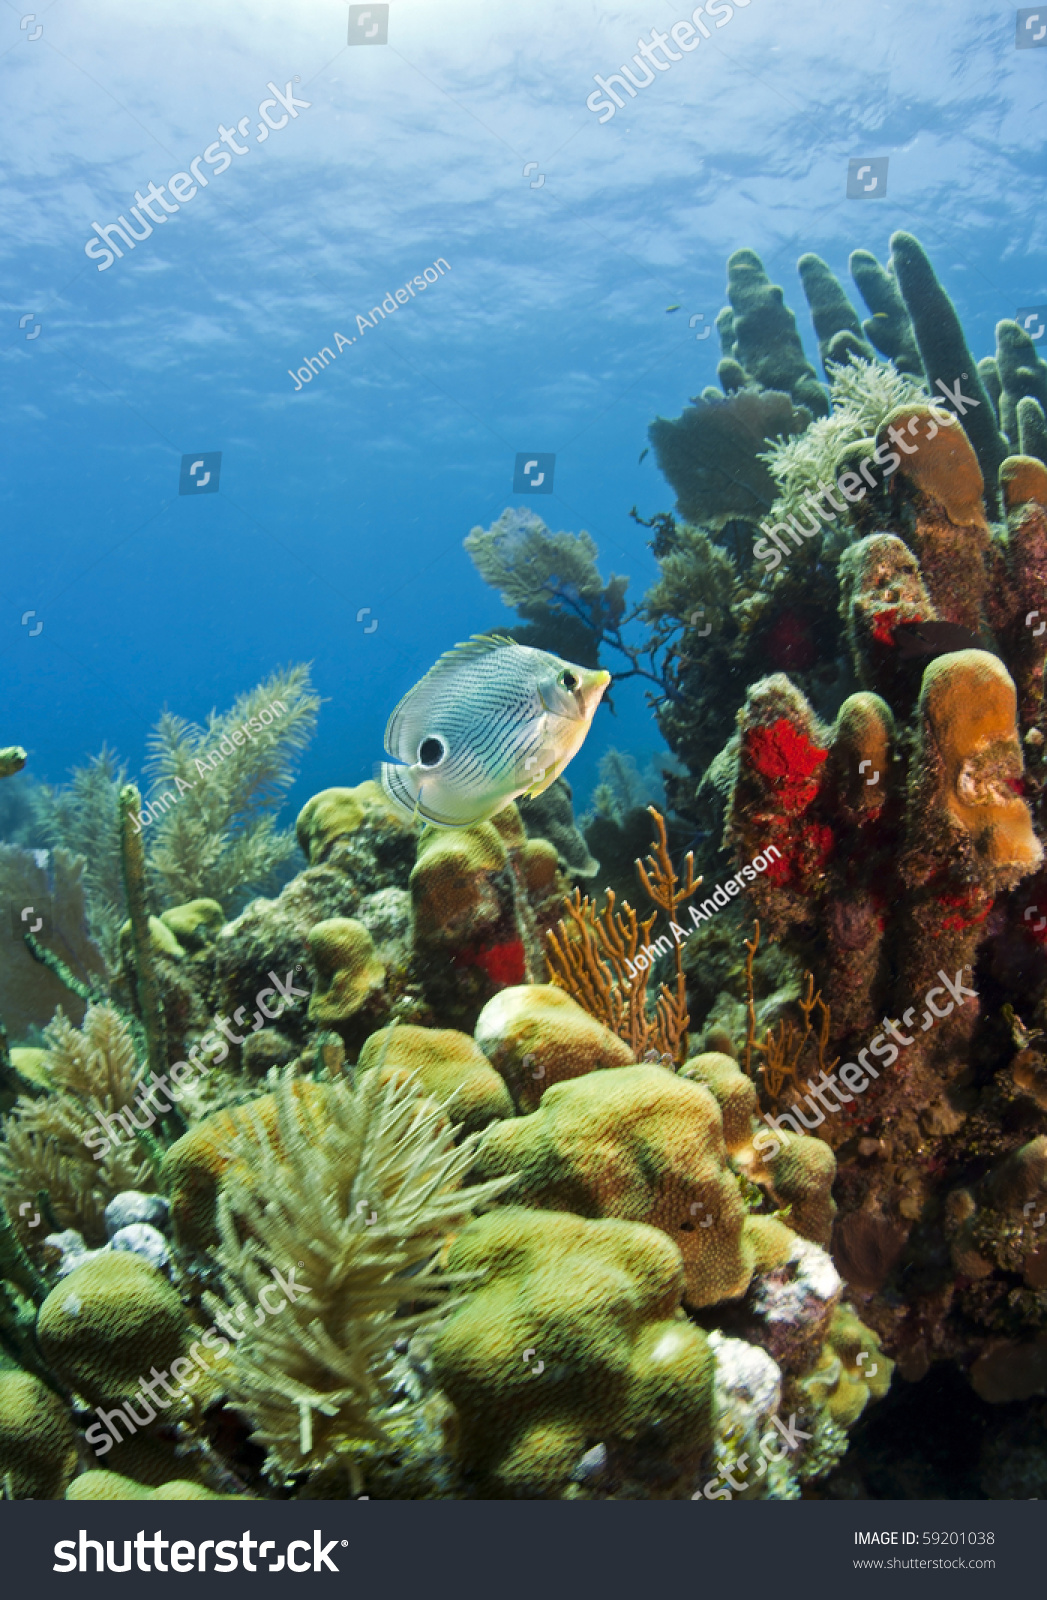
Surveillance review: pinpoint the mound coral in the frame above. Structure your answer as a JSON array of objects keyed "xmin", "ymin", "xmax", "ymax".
[
  {"xmin": 473, "ymin": 984, "xmax": 634, "ymax": 1112},
  {"xmin": 306, "ymin": 918, "xmax": 387, "ymax": 1038},
  {"xmin": 37, "ymin": 1250, "xmax": 190, "ymax": 1403},
  {"xmin": 356, "ymin": 1024, "xmax": 513, "ymax": 1135},
  {"xmin": 67, "ymin": 1470, "xmax": 248, "ymax": 1500},
  {"xmin": 0, "ymin": 1369, "xmax": 77, "ymax": 1499},
  {"xmin": 472, "ymin": 1064, "xmax": 754, "ymax": 1308},
  {"xmin": 431, "ymin": 1207, "xmax": 716, "ymax": 1498}
]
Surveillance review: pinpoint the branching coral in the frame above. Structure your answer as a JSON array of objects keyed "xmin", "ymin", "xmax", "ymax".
[
  {"xmin": 464, "ymin": 507, "xmax": 673, "ymax": 698},
  {"xmin": 547, "ymin": 808, "xmax": 699, "ymax": 1063},
  {"xmin": 144, "ymin": 664, "xmax": 319, "ymax": 911},
  {"xmin": 208, "ymin": 1062, "xmax": 511, "ymax": 1484},
  {"xmin": 0, "ymin": 1005, "xmax": 156, "ymax": 1246},
  {"xmin": 464, "ymin": 507, "xmax": 626, "ymax": 668},
  {"xmin": 742, "ymin": 923, "xmax": 837, "ymax": 1113},
  {"xmin": 590, "ymin": 749, "xmax": 653, "ymax": 825}
]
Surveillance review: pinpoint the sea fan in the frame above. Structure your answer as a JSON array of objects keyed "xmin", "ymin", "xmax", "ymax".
[
  {"xmin": 208, "ymin": 1062, "xmax": 512, "ymax": 1484},
  {"xmin": 31, "ymin": 747, "xmax": 129, "ymax": 972}
]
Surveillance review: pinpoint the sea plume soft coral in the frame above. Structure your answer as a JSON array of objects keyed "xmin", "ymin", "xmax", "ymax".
[
  {"xmin": 0, "ymin": 1004, "xmax": 155, "ymax": 1245},
  {"xmin": 145, "ymin": 664, "xmax": 320, "ymax": 912},
  {"xmin": 760, "ymin": 357, "xmax": 927, "ymax": 534},
  {"xmin": 208, "ymin": 1061, "xmax": 512, "ymax": 1484}
]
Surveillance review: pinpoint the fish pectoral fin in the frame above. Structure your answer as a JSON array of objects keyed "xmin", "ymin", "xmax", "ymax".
[{"xmin": 524, "ymin": 762, "xmax": 563, "ymax": 798}]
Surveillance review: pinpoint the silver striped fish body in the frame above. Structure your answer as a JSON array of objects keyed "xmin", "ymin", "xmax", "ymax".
[{"xmin": 380, "ymin": 634, "xmax": 610, "ymax": 828}]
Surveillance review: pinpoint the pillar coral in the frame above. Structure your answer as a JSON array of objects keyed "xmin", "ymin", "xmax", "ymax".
[
  {"xmin": 878, "ymin": 404, "xmax": 990, "ymax": 631},
  {"xmin": 986, "ymin": 457, "xmax": 1047, "ymax": 729}
]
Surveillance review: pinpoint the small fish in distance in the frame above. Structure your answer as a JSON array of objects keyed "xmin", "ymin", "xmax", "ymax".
[
  {"xmin": 892, "ymin": 620, "xmax": 987, "ymax": 659},
  {"xmin": 665, "ymin": 304, "xmax": 681, "ymax": 313},
  {"xmin": 379, "ymin": 635, "xmax": 610, "ymax": 829},
  {"xmin": 638, "ymin": 447, "xmax": 649, "ymax": 464}
]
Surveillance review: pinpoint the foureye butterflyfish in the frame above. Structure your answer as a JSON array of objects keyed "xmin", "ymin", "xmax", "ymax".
[{"xmin": 378, "ymin": 634, "xmax": 610, "ymax": 829}]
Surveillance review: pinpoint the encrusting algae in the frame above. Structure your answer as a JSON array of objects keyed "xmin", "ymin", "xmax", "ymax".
[{"xmin": 5, "ymin": 227, "xmax": 1047, "ymax": 1501}]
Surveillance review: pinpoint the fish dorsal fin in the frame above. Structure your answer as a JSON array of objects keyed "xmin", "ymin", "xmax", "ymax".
[
  {"xmin": 383, "ymin": 634, "xmax": 522, "ymax": 760},
  {"xmin": 429, "ymin": 633, "xmax": 519, "ymax": 673}
]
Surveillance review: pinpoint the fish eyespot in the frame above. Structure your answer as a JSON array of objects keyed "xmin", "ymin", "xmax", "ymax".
[
  {"xmin": 418, "ymin": 736, "xmax": 446, "ymax": 768},
  {"xmin": 559, "ymin": 669, "xmax": 578, "ymax": 690}
]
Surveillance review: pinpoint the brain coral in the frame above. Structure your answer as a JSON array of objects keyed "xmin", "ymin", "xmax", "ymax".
[
  {"xmin": 472, "ymin": 1062, "xmax": 753, "ymax": 1307},
  {"xmin": 431, "ymin": 1206, "xmax": 716, "ymax": 1497},
  {"xmin": 67, "ymin": 1470, "xmax": 249, "ymax": 1500},
  {"xmin": 0, "ymin": 1370, "xmax": 78, "ymax": 1499},
  {"xmin": 37, "ymin": 1252, "xmax": 190, "ymax": 1403},
  {"xmin": 473, "ymin": 983, "xmax": 634, "ymax": 1112},
  {"xmin": 356, "ymin": 1023, "xmax": 513, "ymax": 1135}
]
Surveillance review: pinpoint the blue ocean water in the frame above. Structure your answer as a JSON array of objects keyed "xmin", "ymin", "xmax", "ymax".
[{"xmin": 2, "ymin": 0, "xmax": 1043, "ymax": 814}]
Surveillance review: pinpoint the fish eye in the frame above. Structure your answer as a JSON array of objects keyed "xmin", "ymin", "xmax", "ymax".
[
  {"xmin": 418, "ymin": 736, "xmax": 446, "ymax": 767},
  {"xmin": 559, "ymin": 669, "xmax": 579, "ymax": 691}
]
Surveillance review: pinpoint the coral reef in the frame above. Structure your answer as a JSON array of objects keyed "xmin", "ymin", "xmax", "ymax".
[{"xmin": 9, "ymin": 221, "xmax": 1046, "ymax": 1504}]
